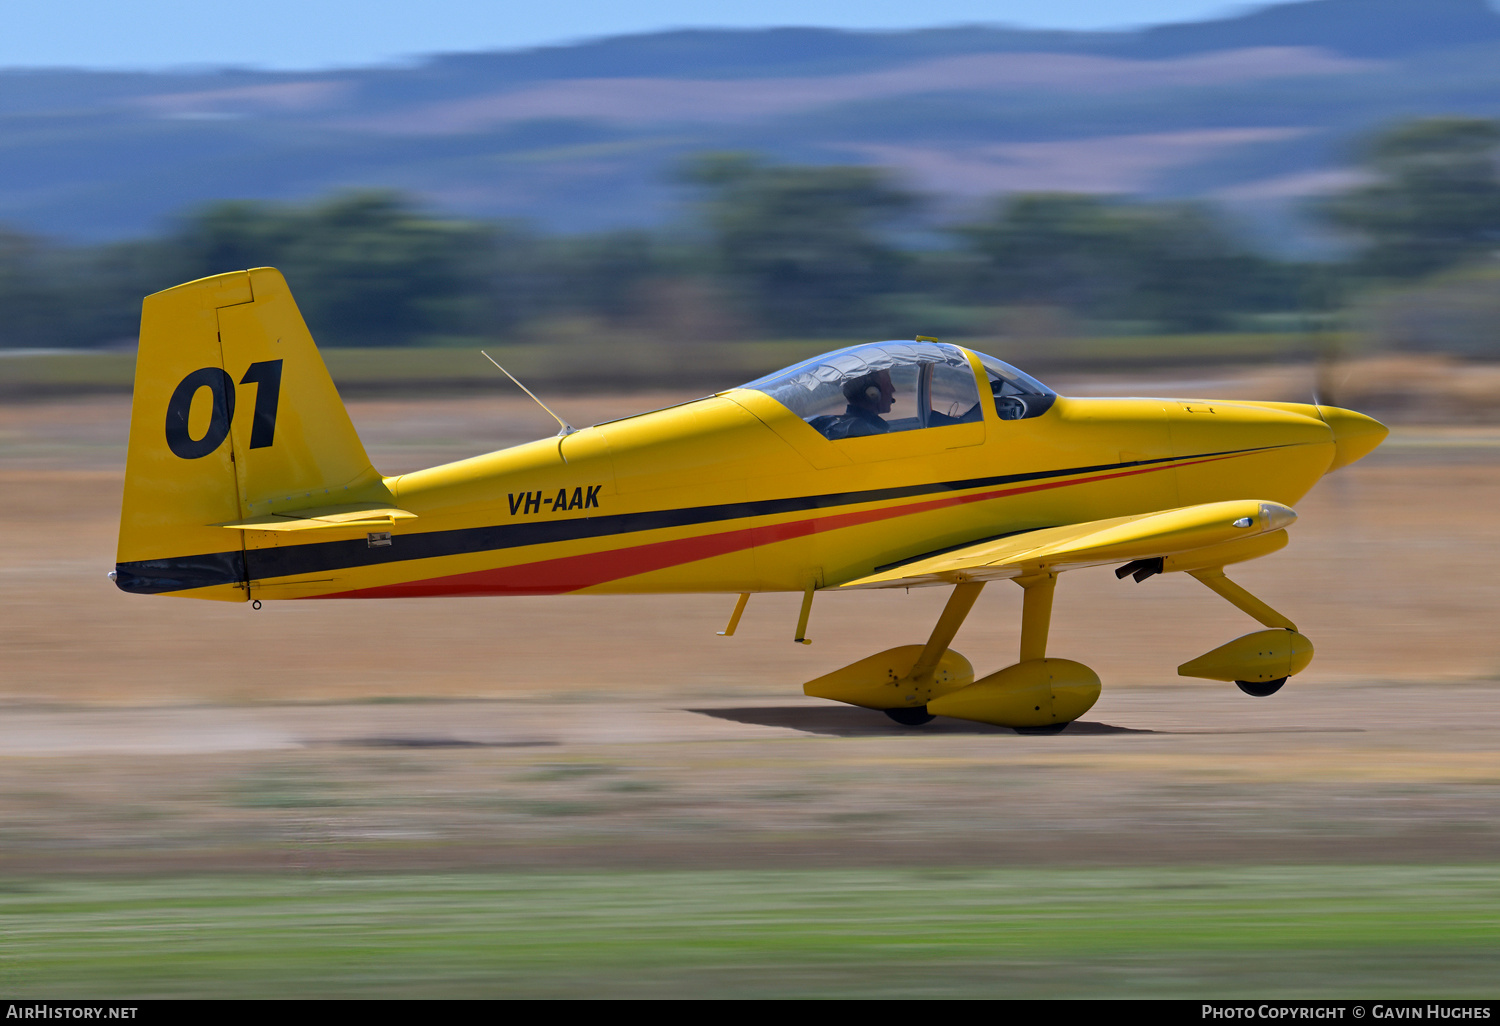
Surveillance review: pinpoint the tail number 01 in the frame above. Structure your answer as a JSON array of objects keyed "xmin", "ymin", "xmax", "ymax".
[{"xmin": 164, "ymin": 360, "xmax": 284, "ymax": 460}]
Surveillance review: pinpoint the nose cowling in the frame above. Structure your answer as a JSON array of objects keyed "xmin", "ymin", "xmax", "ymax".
[{"xmin": 1317, "ymin": 406, "xmax": 1389, "ymax": 472}]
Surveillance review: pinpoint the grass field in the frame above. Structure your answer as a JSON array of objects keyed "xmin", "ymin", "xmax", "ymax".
[{"xmin": 2, "ymin": 867, "xmax": 1497, "ymax": 998}]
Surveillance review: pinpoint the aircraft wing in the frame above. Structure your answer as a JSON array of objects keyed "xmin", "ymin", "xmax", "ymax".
[{"xmin": 839, "ymin": 499, "xmax": 1296, "ymax": 589}]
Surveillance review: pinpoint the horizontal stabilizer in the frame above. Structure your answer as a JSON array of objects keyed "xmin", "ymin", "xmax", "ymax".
[
  {"xmin": 217, "ymin": 503, "xmax": 417, "ymax": 532},
  {"xmin": 840, "ymin": 499, "xmax": 1295, "ymax": 589}
]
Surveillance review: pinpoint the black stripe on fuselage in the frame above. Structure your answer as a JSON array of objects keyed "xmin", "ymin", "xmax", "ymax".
[
  {"xmin": 112, "ymin": 550, "xmax": 248, "ymax": 596},
  {"xmin": 113, "ymin": 446, "xmax": 1278, "ymax": 594}
]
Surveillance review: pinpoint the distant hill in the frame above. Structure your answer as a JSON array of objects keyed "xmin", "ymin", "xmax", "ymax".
[
  {"xmin": 1120, "ymin": 0, "xmax": 1500, "ymax": 57},
  {"xmin": 1, "ymin": 0, "xmax": 1498, "ymax": 245}
]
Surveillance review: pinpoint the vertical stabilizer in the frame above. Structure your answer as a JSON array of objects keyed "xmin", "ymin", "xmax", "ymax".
[{"xmin": 115, "ymin": 268, "xmax": 379, "ymax": 599}]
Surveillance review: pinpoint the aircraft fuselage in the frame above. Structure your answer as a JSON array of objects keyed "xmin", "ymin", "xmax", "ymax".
[{"xmin": 268, "ymin": 388, "xmax": 1354, "ymax": 601}]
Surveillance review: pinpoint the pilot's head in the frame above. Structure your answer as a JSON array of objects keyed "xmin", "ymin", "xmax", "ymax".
[{"xmin": 843, "ymin": 369, "xmax": 896, "ymax": 414}]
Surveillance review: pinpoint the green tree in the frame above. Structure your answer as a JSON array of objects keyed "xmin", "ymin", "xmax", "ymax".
[
  {"xmin": 172, "ymin": 192, "xmax": 498, "ymax": 346},
  {"xmin": 0, "ymin": 229, "xmax": 65, "ymax": 347},
  {"xmin": 956, "ymin": 194, "xmax": 1300, "ymax": 332},
  {"xmin": 0, "ymin": 227, "xmax": 186, "ymax": 348},
  {"xmin": 1122, "ymin": 204, "xmax": 1300, "ymax": 332},
  {"xmin": 534, "ymin": 230, "xmax": 668, "ymax": 325},
  {"xmin": 1321, "ymin": 117, "xmax": 1500, "ymax": 280},
  {"xmin": 682, "ymin": 154, "xmax": 916, "ymax": 337},
  {"xmin": 956, "ymin": 194, "xmax": 1132, "ymax": 313}
]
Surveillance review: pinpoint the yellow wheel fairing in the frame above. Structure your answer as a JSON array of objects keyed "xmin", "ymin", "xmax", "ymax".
[
  {"xmin": 803, "ymin": 645, "xmax": 975, "ymax": 709},
  {"xmin": 928, "ymin": 658, "xmax": 1102, "ymax": 728},
  {"xmin": 1178, "ymin": 629, "xmax": 1316, "ymax": 683}
]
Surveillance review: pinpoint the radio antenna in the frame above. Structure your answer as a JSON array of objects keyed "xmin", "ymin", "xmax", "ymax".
[{"xmin": 480, "ymin": 351, "xmax": 575, "ymax": 437}]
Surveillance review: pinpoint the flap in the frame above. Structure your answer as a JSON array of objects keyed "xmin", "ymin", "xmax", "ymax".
[
  {"xmin": 216, "ymin": 502, "xmax": 417, "ymax": 532},
  {"xmin": 840, "ymin": 500, "xmax": 1295, "ymax": 589}
]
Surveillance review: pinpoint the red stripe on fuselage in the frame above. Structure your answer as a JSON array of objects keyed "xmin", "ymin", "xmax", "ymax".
[{"xmin": 314, "ymin": 453, "xmax": 1237, "ymax": 598}]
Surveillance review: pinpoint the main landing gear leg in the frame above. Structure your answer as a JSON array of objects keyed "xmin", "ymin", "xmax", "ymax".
[
  {"xmin": 1007, "ymin": 572, "xmax": 1069, "ymax": 734},
  {"xmin": 1015, "ymin": 571, "xmax": 1057, "ymax": 663},
  {"xmin": 925, "ymin": 568, "xmax": 1100, "ymax": 732},
  {"xmin": 910, "ymin": 582, "xmax": 986, "ymax": 684},
  {"xmin": 1180, "ymin": 568, "xmax": 1312, "ymax": 696},
  {"xmin": 882, "ymin": 581, "xmax": 985, "ymax": 726}
]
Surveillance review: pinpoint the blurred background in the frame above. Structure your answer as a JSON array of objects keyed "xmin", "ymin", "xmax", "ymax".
[
  {"xmin": 3, "ymin": 0, "xmax": 1500, "ymax": 1000},
  {"xmin": 1, "ymin": 0, "xmax": 1499, "ymax": 400}
]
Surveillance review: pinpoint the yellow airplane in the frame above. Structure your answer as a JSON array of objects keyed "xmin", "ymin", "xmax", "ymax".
[{"xmin": 113, "ymin": 268, "xmax": 1387, "ymax": 732}]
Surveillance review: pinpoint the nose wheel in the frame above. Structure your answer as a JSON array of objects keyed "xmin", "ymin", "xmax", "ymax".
[{"xmin": 1236, "ymin": 677, "xmax": 1286, "ymax": 697}]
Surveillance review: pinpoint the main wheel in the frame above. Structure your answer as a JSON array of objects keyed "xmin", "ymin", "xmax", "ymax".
[
  {"xmin": 884, "ymin": 706, "xmax": 935, "ymax": 726},
  {"xmin": 1014, "ymin": 723, "xmax": 1069, "ymax": 735},
  {"xmin": 1236, "ymin": 677, "xmax": 1287, "ymax": 697}
]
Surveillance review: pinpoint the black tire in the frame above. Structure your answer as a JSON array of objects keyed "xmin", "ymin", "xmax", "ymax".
[
  {"xmin": 1014, "ymin": 722, "xmax": 1069, "ymax": 735},
  {"xmin": 884, "ymin": 706, "xmax": 935, "ymax": 726},
  {"xmin": 1236, "ymin": 677, "xmax": 1287, "ymax": 697}
]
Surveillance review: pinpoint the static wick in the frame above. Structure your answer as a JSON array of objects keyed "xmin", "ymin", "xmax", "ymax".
[{"xmin": 481, "ymin": 351, "xmax": 575, "ymax": 437}]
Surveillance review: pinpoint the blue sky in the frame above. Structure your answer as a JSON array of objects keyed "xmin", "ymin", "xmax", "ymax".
[{"xmin": 3, "ymin": 1, "xmax": 1258, "ymax": 71}]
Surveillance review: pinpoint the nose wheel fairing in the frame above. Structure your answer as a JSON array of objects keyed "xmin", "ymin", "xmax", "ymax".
[{"xmin": 1178, "ymin": 629, "xmax": 1313, "ymax": 685}]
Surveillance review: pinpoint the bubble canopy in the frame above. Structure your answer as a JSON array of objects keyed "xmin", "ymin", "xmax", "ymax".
[{"xmin": 738, "ymin": 341, "xmax": 1056, "ymax": 439}]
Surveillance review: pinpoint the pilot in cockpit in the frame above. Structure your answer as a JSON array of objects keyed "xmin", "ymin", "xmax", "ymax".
[
  {"xmin": 744, "ymin": 339, "xmax": 1057, "ymax": 441},
  {"xmin": 813, "ymin": 369, "xmax": 897, "ymax": 439}
]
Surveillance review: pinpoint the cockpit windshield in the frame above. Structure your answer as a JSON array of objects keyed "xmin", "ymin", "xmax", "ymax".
[
  {"xmin": 739, "ymin": 341, "xmax": 1055, "ymax": 438},
  {"xmin": 971, "ymin": 351, "xmax": 1057, "ymax": 422}
]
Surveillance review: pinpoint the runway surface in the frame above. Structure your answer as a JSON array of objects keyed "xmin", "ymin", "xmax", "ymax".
[
  {"xmin": 1, "ymin": 683, "xmax": 1496, "ymax": 874},
  {"xmin": 3, "ymin": 683, "xmax": 1499, "ymax": 754}
]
